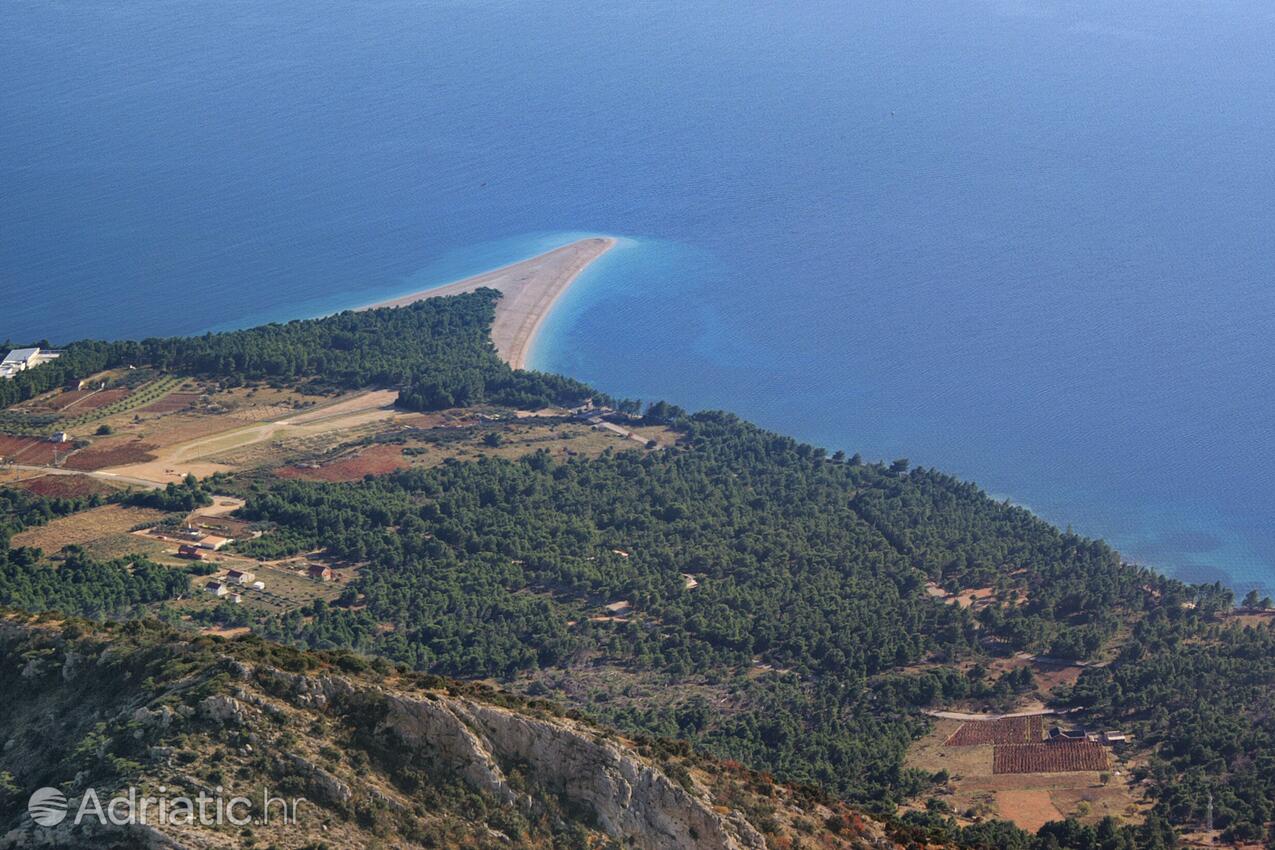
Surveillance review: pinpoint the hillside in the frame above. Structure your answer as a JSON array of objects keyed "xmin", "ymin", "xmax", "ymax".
[
  {"xmin": 1, "ymin": 301, "xmax": 1273, "ymax": 849},
  {"xmin": 0, "ymin": 613, "xmax": 902, "ymax": 850}
]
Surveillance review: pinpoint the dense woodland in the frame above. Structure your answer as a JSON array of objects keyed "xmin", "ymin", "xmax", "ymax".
[
  {"xmin": 0, "ymin": 291, "xmax": 592, "ymax": 411},
  {"xmin": 231, "ymin": 411, "xmax": 1194, "ymax": 816},
  {"xmin": 1, "ymin": 297, "xmax": 1273, "ymax": 847}
]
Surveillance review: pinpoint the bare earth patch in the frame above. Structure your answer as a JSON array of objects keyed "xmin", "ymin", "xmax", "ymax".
[
  {"xmin": 996, "ymin": 789, "xmax": 1063, "ymax": 832},
  {"xmin": 0, "ymin": 435, "xmax": 61, "ymax": 465}
]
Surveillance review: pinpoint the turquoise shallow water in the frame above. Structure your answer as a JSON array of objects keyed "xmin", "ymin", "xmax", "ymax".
[{"xmin": 2, "ymin": 1, "xmax": 1273, "ymax": 594}]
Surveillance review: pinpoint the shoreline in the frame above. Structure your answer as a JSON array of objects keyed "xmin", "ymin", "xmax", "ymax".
[{"xmin": 360, "ymin": 236, "xmax": 615, "ymax": 370}]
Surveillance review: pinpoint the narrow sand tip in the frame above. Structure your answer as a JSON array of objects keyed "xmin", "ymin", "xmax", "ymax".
[{"xmin": 361, "ymin": 237, "xmax": 616, "ymax": 369}]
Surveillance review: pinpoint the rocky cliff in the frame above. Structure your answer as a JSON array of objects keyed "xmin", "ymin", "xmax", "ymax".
[{"xmin": 0, "ymin": 615, "xmax": 900, "ymax": 849}]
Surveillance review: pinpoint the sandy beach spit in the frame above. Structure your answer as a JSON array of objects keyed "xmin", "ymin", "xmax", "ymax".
[{"xmin": 360, "ymin": 237, "xmax": 615, "ymax": 370}]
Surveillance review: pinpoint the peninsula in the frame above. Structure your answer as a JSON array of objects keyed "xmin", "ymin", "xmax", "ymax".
[{"xmin": 364, "ymin": 236, "xmax": 615, "ymax": 369}]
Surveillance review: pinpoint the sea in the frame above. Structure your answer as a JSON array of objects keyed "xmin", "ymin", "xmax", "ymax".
[{"xmin": 3, "ymin": 0, "xmax": 1273, "ymax": 596}]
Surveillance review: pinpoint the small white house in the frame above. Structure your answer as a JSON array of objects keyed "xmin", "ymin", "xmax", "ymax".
[
  {"xmin": 251, "ymin": 581, "xmax": 265, "ymax": 591},
  {"xmin": 226, "ymin": 569, "xmax": 255, "ymax": 585},
  {"xmin": 205, "ymin": 580, "xmax": 229, "ymax": 597}
]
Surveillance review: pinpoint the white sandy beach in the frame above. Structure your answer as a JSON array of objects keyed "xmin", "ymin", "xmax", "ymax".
[{"xmin": 362, "ymin": 237, "xmax": 615, "ymax": 369}]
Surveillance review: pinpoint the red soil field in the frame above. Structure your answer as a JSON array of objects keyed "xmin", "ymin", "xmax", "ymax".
[
  {"xmin": 946, "ymin": 715, "xmax": 1045, "ymax": 746},
  {"xmin": 65, "ymin": 388, "xmax": 131, "ymax": 412},
  {"xmin": 41, "ymin": 388, "xmax": 132, "ymax": 413},
  {"xmin": 43, "ymin": 389, "xmax": 95, "ymax": 412},
  {"xmin": 0, "ymin": 435, "xmax": 61, "ymax": 465},
  {"xmin": 14, "ymin": 475, "xmax": 117, "ymax": 499},
  {"xmin": 993, "ymin": 741, "xmax": 1108, "ymax": 774},
  {"xmin": 63, "ymin": 440, "xmax": 158, "ymax": 471},
  {"xmin": 138, "ymin": 392, "xmax": 200, "ymax": 414},
  {"xmin": 276, "ymin": 444, "xmax": 409, "ymax": 482}
]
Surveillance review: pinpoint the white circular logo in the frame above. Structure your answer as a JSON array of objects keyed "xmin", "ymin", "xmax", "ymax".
[{"xmin": 28, "ymin": 787, "xmax": 67, "ymax": 827}]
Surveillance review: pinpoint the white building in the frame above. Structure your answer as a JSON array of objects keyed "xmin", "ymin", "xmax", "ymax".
[{"xmin": 0, "ymin": 347, "xmax": 61, "ymax": 380}]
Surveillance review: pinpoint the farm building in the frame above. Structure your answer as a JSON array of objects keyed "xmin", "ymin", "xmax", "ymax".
[
  {"xmin": 251, "ymin": 580, "xmax": 265, "ymax": 591},
  {"xmin": 197, "ymin": 535, "xmax": 232, "ymax": 550},
  {"xmin": 48, "ymin": 432, "xmax": 69, "ymax": 444},
  {"xmin": 204, "ymin": 581, "xmax": 229, "ymax": 597},
  {"xmin": 226, "ymin": 569, "xmax": 255, "ymax": 585},
  {"xmin": 307, "ymin": 564, "xmax": 333, "ymax": 581},
  {"xmin": 177, "ymin": 545, "xmax": 206, "ymax": 560},
  {"xmin": 0, "ymin": 347, "xmax": 61, "ymax": 379}
]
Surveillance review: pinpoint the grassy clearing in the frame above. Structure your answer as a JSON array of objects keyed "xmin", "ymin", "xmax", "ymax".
[{"xmin": 11, "ymin": 505, "xmax": 169, "ymax": 554}]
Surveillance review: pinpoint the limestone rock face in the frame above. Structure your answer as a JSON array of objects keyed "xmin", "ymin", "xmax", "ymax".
[
  {"xmin": 197, "ymin": 694, "xmax": 246, "ymax": 725},
  {"xmin": 375, "ymin": 689, "xmax": 766, "ymax": 850},
  {"xmin": 285, "ymin": 754, "xmax": 353, "ymax": 805}
]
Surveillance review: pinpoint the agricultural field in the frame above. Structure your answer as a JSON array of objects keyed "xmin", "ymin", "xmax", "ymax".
[
  {"xmin": 63, "ymin": 437, "xmax": 159, "ymax": 471},
  {"xmin": 10, "ymin": 504, "xmax": 169, "ymax": 554},
  {"xmin": 907, "ymin": 717, "xmax": 1140, "ymax": 832},
  {"xmin": 0, "ymin": 434, "xmax": 62, "ymax": 465},
  {"xmin": 994, "ymin": 742, "xmax": 1109, "ymax": 774},
  {"xmin": 5, "ymin": 371, "xmax": 670, "ymax": 493},
  {"xmin": 946, "ymin": 715, "xmax": 1045, "ymax": 746},
  {"xmin": 2, "ymin": 474, "xmax": 121, "ymax": 499}
]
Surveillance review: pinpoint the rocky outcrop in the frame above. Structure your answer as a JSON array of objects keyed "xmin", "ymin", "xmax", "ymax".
[{"xmin": 375, "ymin": 688, "xmax": 766, "ymax": 850}]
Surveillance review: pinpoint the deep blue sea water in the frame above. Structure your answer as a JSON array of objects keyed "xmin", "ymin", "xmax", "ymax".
[{"xmin": 3, "ymin": 1, "xmax": 1273, "ymax": 595}]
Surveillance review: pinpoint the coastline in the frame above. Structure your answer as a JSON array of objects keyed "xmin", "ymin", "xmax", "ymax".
[{"xmin": 361, "ymin": 237, "xmax": 615, "ymax": 370}]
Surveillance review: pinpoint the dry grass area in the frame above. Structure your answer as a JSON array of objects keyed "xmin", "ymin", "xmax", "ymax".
[
  {"xmin": 1030, "ymin": 659, "xmax": 1086, "ymax": 692},
  {"xmin": 176, "ymin": 559, "xmax": 352, "ymax": 617},
  {"xmin": 1228, "ymin": 610, "xmax": 1275, "ymax": 628},
  {"xmin": 1050, "ymin": 785, "xmax": 1143, "ymax": 824},
  {"xmin": 405, "ymin": 419, "xmax": 675, "ymax": 468},
  {"xmin": 11, "ymin": 505, "xmax": 168, "ymax": 553},
  {"xmin": 78, "ymin": 532, "xmax": 172, "ymax": 562},
  {"xmin": 277, "ymin": 443, "xmax": 410, "ymax": 482}
]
